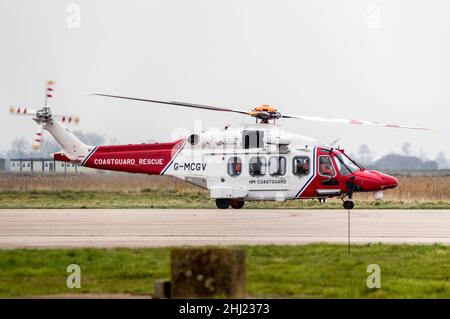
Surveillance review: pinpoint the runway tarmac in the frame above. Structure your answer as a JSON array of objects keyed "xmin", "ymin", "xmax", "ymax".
[{"xmin": 0, "ymin": 209, "xmax": 449, "ymax": 248}]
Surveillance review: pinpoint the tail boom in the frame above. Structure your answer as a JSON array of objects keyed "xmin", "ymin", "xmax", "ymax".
[{"xmin": 81, "ymin": 139, "xmax": 186, "ymax": 175}]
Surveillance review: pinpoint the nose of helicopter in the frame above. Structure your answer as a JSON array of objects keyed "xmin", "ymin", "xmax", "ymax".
[
  {"xmin": 353, "ymin": 170, "xmax": 398, "ymax": 191},
  {"xmin": 378, "ymin": 173, "xmax": 398, "ymax": 190}
]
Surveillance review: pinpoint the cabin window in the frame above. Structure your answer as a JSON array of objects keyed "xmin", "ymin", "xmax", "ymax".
[
  {"xmin": 27, "ymin": 163, "xmax": 30, "ymax": 167},
  {"xmin": 228, "ymin": 156, "xmax": 242, "ymax": 176},
  {"xmin": 318, "ymin": 156, "xmax": 336, "ymax": 177},
  {"xmin": 12, "ymin": 163, "xmax": 15, "ymax": 167},
  {"xmin": 269, "ymin": 156, "xmax": 286, "ymax": 176},
  {"xmin": 242, "ymin": 130, "xmax": 264, "ymax": 149},
  {"xmin": 45, "ymin": 163, "xmax": 48, "ymax": 167},
  {"xmin": 293, "ymin": 157, "xmax": 310, "ymax": 175},
  {"xmin": 249, "ymin": 156, "xmax": 266, "ymax": 176}
]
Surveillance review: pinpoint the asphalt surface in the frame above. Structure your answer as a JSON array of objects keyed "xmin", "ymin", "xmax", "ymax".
[{"xmin": 0, "ymin": 209, "xmax": 449, "ymax": 248}]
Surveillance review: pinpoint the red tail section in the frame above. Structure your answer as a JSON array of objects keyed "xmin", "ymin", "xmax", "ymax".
[{"xmin": 81, "ymin": 139, "xmax": 185, "ymax": 175}]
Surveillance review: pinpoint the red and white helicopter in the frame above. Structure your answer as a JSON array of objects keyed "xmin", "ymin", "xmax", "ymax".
[{"xmin": 10, "ymin": 81, "xmax": 430, "ymax": 209}]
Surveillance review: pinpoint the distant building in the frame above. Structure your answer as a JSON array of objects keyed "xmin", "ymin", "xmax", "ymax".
[{"xmin": 9, "ymin": 158, "xmax": 90, "ymax": 174}]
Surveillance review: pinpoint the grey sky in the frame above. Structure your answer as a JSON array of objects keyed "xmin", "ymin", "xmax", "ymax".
[{"xmin": 1, "ymin": 0, "xmax": 448, "ymax": 159}]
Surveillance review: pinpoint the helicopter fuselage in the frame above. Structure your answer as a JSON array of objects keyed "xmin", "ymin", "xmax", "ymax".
[{"xmin": 63, "ymin": 123, "xmax": 398, "ymax": 206}]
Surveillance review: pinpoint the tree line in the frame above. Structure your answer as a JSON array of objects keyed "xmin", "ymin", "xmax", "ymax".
[{"xmin": 350, "ymin": 142, "xmax": 448, "ymax": 171}]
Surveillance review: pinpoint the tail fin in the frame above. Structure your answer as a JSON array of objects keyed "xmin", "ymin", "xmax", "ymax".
[{"xmin": 43, "ymin": 119, "xmax": 92, "ymax": 161}]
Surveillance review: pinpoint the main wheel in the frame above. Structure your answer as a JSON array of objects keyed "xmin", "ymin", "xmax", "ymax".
[
  {"xmin": 343, "ymin": 200, "xmax": 354, "ymax": 210},
  {"xmin": 215, "ymin": 198, "xmax": 231, "ymax": 209},
  {"xmin": 230, "ymin": 200, "xmax": 245, "ymax": 209}
]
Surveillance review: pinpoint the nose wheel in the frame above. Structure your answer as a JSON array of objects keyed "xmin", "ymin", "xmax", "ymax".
[
  {"xmin": 343, "ymin": 200, "xmax": 354, "ymax": 210},
  {"xmin": 341, "ymin": 192, "xmax": 354, "ymax": 210}
]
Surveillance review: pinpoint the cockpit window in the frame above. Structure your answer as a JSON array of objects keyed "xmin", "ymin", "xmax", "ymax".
[
  {"xmin": 334, "ymin": 153, "xmax": 359, "ymax": 176},
  {"xmin": 318, "ymin": 156, "xmax": 335, "ymax": 177}
]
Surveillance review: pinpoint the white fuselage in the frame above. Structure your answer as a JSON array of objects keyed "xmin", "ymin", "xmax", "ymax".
[{"xmin": 162, "ymin": 124, "xmax": 320, "ymax": 201}]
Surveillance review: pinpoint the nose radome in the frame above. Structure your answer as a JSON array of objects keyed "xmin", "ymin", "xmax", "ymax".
[
  {"xmin": 353, "ymin": 170, "xmax": 398, "ymax": 191},
  {"xmin": 381, "ymin": 174, "xmax": 398, "ymax": 189}
]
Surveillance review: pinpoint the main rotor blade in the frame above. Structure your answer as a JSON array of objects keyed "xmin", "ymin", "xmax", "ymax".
[
  {"xmin": 91, "ymin": 94, "xmax": 250, "ymax": 116},
  {"xmin": 281, "ymin": 114, "xmax": 430, "ymax": 131}
]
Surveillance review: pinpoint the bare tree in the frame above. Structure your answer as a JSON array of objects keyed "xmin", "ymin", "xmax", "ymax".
[
  {"xmin": 357, "ymin": 144, "xmax": 374, "ymax": 165},
  {"xmin": 7, "ymin": 138, "xmax": 29, "ymax": 158},
  {"xmin": 435, "ymin": 152, "xmax": 449, "ymax": 169},
  {"xmin": 401, "ymin": 142, "xmax": 412, "ymax": 156},
  {"xmin": 73, "ymin": 131, "xmax": 106, "ymax": 146}
]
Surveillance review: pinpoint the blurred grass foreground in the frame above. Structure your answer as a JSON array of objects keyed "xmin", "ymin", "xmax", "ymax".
[{"xmin": 0, "ymin": 244, "xmax": 449, "ymax": 298}]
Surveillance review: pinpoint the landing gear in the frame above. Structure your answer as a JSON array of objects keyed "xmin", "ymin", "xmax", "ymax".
[
  {"xmin": 343, "ymin": 200, "xmax": 354, "ymax": 210},
  {"xmin": 215, "ymin": 198, "xmax": 231, "ymax": 209},
  {"xmin": 230, "ymin": 200, "xmax": 245, "ymax": 209},
  {"xmin": 341, "ymin": 192, "xmax": 354, "ymax": 210}
]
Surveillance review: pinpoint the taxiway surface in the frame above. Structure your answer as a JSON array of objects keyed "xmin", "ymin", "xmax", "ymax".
[{"xmin": 0, "ymin": 209, "xmax": 449, "ymax": 248}]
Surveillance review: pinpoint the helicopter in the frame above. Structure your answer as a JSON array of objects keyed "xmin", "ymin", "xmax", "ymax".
[{"xmin": 10, "ymin": 81, "xmax": 430, "ymax": 210}]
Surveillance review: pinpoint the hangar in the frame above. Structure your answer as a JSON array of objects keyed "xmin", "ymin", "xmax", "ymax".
[{"xmin": 9, "ymin": 158, "xmax": 91, "ymax": 174}]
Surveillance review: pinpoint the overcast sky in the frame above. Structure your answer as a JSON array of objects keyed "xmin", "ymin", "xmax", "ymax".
[{"xmin": 1, "ymin": 0, "xmax": 448, "ymax": 159}]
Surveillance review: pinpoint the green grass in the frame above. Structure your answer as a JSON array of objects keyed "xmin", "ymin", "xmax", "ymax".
[
  {"xmin": 1, "ymin": 190, "xmax": 449, "ymax": 209},
  {"xmin": 0, "ymin": 244, "xmax": 449, "ymax": 298}
]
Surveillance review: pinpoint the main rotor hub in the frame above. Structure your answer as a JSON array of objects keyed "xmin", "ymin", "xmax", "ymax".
[
  {"xmin": 254, "ymin": 104, "xmax": 277, "ymax": 113},
  {"xmin": 249, "ymin": 104, "xmax": 281, "ymax": 123}
]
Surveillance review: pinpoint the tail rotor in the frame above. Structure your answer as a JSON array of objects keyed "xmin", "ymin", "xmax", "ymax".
[{"xmin": 9, "ymin": 81, "xmax": 81, "ymax": 151}]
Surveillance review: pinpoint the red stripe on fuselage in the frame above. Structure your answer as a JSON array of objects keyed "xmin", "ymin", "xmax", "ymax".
[{"xmin": 83, "ymin": 139, "xmax": 185, "ymax": 175}]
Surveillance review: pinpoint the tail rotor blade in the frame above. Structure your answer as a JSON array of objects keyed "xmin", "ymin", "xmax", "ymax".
[
  {"xmin": 9, "ymin": 106, "xmax": 37, "ymax": 116},
  {"xmin": 55, "ymin": 114, "xmax": 80, "ymax": 124},
  {"xmin": 32, "ymin": 124, "xmax": 44, "ymax": 151},
  {"xmin": 45, "ymin": 80, "xmax": 55, "ymax": 106}
]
